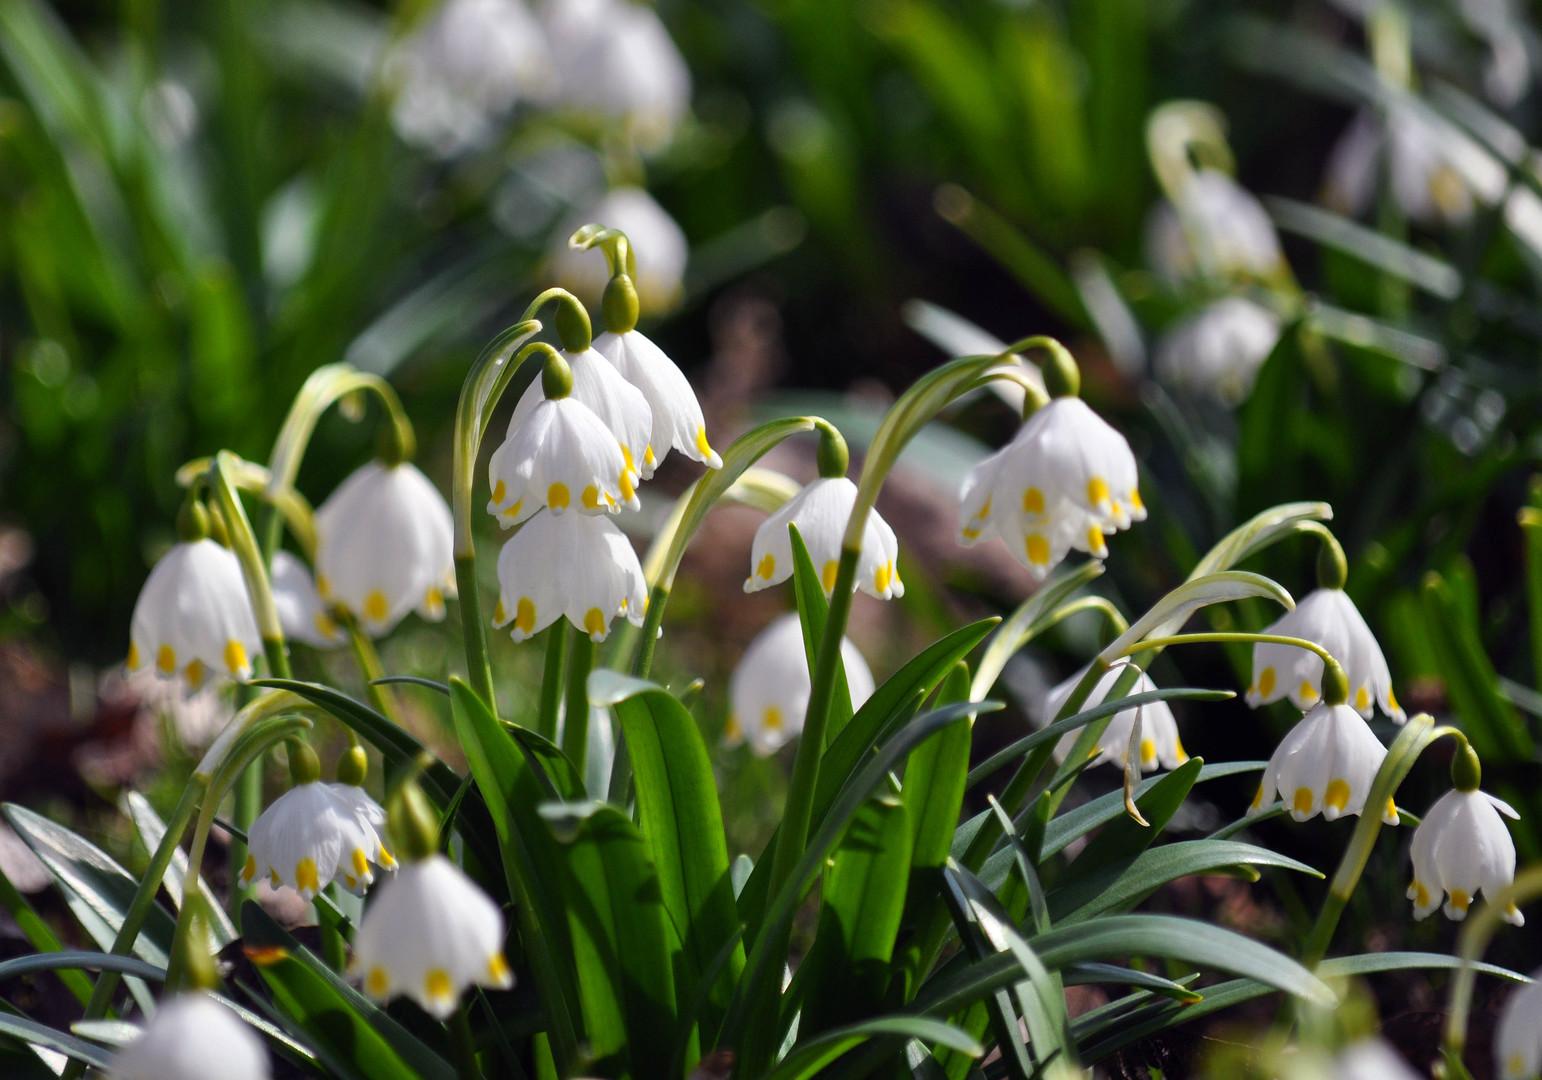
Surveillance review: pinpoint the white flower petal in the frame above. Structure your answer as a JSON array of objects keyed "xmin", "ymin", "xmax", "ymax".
[
  {"xmin": 270, "ymin": 551, "xmax": 343, "ymax": 649},
  {"xmin": 493, "ymin": 511, "xmax": 646, "ymax": 643},
  {"xmin": 593, "ymin": 329, "xmax": 720, "ymax": 474},
  {"xmin": 726, "ymin": 613, "xmax": 874, "ymax": 756},
  {"xmin": 1248, "ymin": 588, "xmax": 1404, "ymax": 723},
  {"xmin": 1260, "ymin": 704, "xmax": 1389, "ymax": 824},
  {"xmin": 128, "ymin": 539, "xmax": 261, "ymax": 691},
  {"xmin": 1154, "ymin": 297, "xmax": 1280, "ymax": 405},
  {"xmin": 109, "ymin": 992, "xmax": 270, "ymax": 1080},
  {"xmin": 1043, "ymin": 666, "xmax": 1186, "ymax": 774},
  {"xmin": 745, "ymin": 477, "xmax": 901, "ymax": 599},
  {"xmin": 487, "ymin": 395, "xmax": 627, "ymax": 525},
  {"xmin": 1496, "ymin": 974, "xmax": 1542, "ymax": 1080},
  {"xmin": 246, "ymin": 782, "xmax": 393, "ymax": 899}
]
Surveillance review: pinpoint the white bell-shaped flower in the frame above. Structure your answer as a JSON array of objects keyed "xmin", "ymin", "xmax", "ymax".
[
  {"xmin": 1154, "ymin": 296, "xmax": 1281, "ymax": 405},
  {"xmin": 129, "ymin": 538, "xmax": 261, "ymax": 692},
  {"xmin": 744, "ymin": 477, "xmax": 902, "ymax": 600},
  {"xmin": 551, "ymin": 187, "xmax": 687, "ymax": 311},
  {"xmin": 958, "ymin": 396, "xmax": 1145, "ymax": 580},
  {"xmin": 243, "ymin": 779, "xmax": 396, "ymax": 900},
  {"xmin": 1325, "ymin": 107, "xmax": 1474, "ymax": 227},
  {"xmin": 725, "ymin": 613, "xmax": 875, "ymax": 756},
  {"xmin": 1043, "ymin": 665, "xmax": 1187, "ymax": 774},
  {"xmin": 486, "ymin": 393, "xmax": 627, "ymax": 525},
  {"xmin": 1145, "ymin": 169, "xmax": 1284, "ymax": 283},
  {"xmin": 352, "ymin": 853, "xmax": 513, "ymax": 1018},
  {"xmin": 1408, "ymin": 787, "xmax": 1522, "ymax": 925},
  {"xmin": 493, "ymin": 510, "xmax": 646, "ymax": 643},
  {"xmin": 314, "ymin": 461, "xmax": 456, "ymax": 637},
  {"xmin": 1497, "ymin": 974, "xmax": 1542, "ymax": 1080},
  {"xmin": 1325, "ymin": 1039, "xmax": 1420, "ymax": 1080},
  {"xmin": 270, "ymin": 551, "xmax": 342, "ymax": 649},
  {"xmin": 1252, "ymin": 703, "xmax": 1396, "ymax": 824},
  {"xmin": 1247, "ymin": 587, "xmax": 1404, "ymax": 722},
  {"xmin": 593, "ymin": 329, "xmax": 721, "ymax": 476},
  {"xmin": 109, "ymin": 992, "xmax": 269, "ymax": 1080}
]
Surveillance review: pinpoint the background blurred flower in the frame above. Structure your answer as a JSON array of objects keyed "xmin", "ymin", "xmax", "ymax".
[
  {"xmin": 549, "ymin": 187, "xmax": 688, "ymax": 311},
  {"xmin": 1154, "ymin": 296, "xmax": 1281, "ymax": 404},
  {"xmin": 726, "ymin": 612, "xmax": 874, "ymax": 756}
]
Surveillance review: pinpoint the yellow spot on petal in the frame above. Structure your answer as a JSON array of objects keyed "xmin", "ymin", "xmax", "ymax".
[
  {"xmin": 621, "ymin": 445, "xmax": 636, "ymax": 473},
  {"xmin": 1025, "ymin": 534, "xmax": 1051, "ymax": 566},
  {"xmin": 352, "ymin": 848, "xmax": 370, "ymax": 880},
  {"xmin": 977, "ymin": 496, "xmax": 992, "ymax": 521},
  {"xmin": 314, "ymin": 612, "xmax": 339, "ymax": 640},
  {"xmin": 364, "ymin": 591, "xmax": 389, "ymax": 623},
  {"xmin": 514, "ymin": 598, "xmax": 536, "ymax": 635},
  {"xmin": 493, "ymin": 599, "xmax": 507, "ymax": 624},
  {"xmin": 644, "ymin": 444, "xmax": 655, "ymax": 467},
  {"xmin": 1413, "ymin": 881, "xmax": 1431, "ymax": 907},
  {"xmin": 1087, "ymin": 476, "xmax": 1110, "ymax": 508},
  {"xmin": 425, "ymin": 968, "xmax": 454, "ymax": 1003},
  {"xmin": 582, "ymin": 485, "xmax": 601, "ymax": 510},
  {"xmin": 763, "ymin": 706, "xmax": 784, "ymax": 732},
  {"xmin": 224, "ymin": 639, "xmax": 248, "ymax": 676},
  {"xmin": 1257, "ymin": 667, "xmax": 1276, "ymax": 698},
  {"xmin": 875, "ymin": 563, "xmax": 891, "ymax": 593},
  {"xmin": 1508, "ymin": 1052, "xmax": 1527, "ymax": 1078},
  {"xmin": 1385, "ymin": 798, "xmax": 1398, "ymax": 824},
  {"xmin": 1086, "ymin": 525, "xmax": 1107, "ymax": 557},
  {"xmin": 377, "ymin": 847, "xmax": 397, "ymax": 869},
  {"xmin": 366, "ymin": 966, "xmax": 390, "ymax": 996},
  {"xmin": 424, "ymin": 587, "xmax": 445, "ymax": 617},
  {"xmin": 547, "ymin": 482, "xmax": 570, "ymax": 510},
  {"xmin": 295, "ymin": 857, "xmax": 320, "ymax": 895},
  {"xmin": 1298, "ymin": 680, "xmax": 1319, "ymax": 704},
  {"xmin": 584, "ymin": 607, "xmax": 606, "ymax": 639},
  {"xmin": 241, "ymin": 855, "xmax": 257, "ymax": 883},
  {"xmin": 243, "ymin": 945, "xmax": 288, "ymax": 967},
  {"xmin": 1324, "ymin": 778, "xmax": 1351, "ymax": 813},
  {"xmin": 821, "ymin": 560, "xmax": 839, "ymax": 594},
  {"xmin": 343, "ymin": 875, "xmax": 356, "ymax": 889},
  {"xmin": 724, "ymin": 715, "xmax": 742, "ymax": 741},
  {"xmin": 695, "ymin": 427, "xmax": 715, "ymax": 460},
  {"xmin": 487, "ymin": 953, "xmax": 511, "ymax": 986},
  {"xmin": 1022, "ymin": 487, "xmax": 1045, "ymax": 515},
  {"xmin": 1129, "ymin": 489, "xmax": 1144, "ymax": 513},
  {"xmin": 269, "ymin": 869, "xmax": 282, "ymax": 887},
  {"xmin": 619, "ymin": 471, "xmax": 636, "ymax": 501},
  {"xmin": 316, "ymin": 575, "xmax": 331, "ymax": 599},
  {"xmin": 1250, "ymin": 784, "xmax": 1265, "ymax": 811},
  {"xmin": 156, "ymin": 644, "xmax": 177, "ymax": 675},
  {"xmin": 127, "ymin": 642, "xmax": 141, "ymax": 669},
  {"xmin": 757, "ymin": 553, "xmax": 776, "ymax": 580},
  {"xmin": 1355, "ymin": 686, "xmax": 1370, "ymax": 711},
  {"xmin": 492, "ymin": 480, "xmax": 506, "ymax": 506},
  {"xmin": 1173, "ymin": 737, "xmax": 1189, "ymax": 764},
  {"xmin": 185, "ymin": 660, "xmax": 206, "ymax": 690},
  {"xmin": 961, "ymin": 525, "xmax": 980, "ymax": 541},
  {"xmin": 1388, "ymin": 688, "xmax": 1401, "ymax": 712},
  {"xmin": 1139, "ymin": 738, "xmax": 1156, "ymax": 768},
  {"xmin": 1292, "ymin": 787, "xmax": 1315, "ymax": 815},
  {"xmin": 500, "ymin": 499, "xmax": 524, "ymax": 522},
  {"xmin": 1450, "ymin": 889, "xmax": 1471, "ymax": 912}
]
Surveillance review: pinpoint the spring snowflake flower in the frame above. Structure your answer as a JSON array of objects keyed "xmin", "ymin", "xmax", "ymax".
[
  {"xmin": 1146, "ymin": 169, "xmax": 1284, "ymax": 282},
  {"xmin": 1326, "ymin": 1039, "xmax": 1420, "ymax": 1080},
  {"xmin": 109, "ymin": 992, "xmax": 270, "ymax": 1080},
  {"xmin": 129, "ymin": 537, "xmax": 261, "ymax": 692},
  {"xmin": 486, "ymin": 388, "xmax": 628, "ymax": 526},
  {"xmin": 1497, "ymin": 974, "xmax": 1542, "ymax": 1080},
  {"xmin": 725, "ymin": 613, "xmax": 875, "ymax": 756},
  {"xmin": 1154, "ymin": 296, "xmax": 1281, "ymax": 405},
  {"xmin": 1247, "ymin": 587, "xmax": 1404, "ymax": 722},
  {"xmin": 352, "ymin": 853, "xmax": 513, "ymax": 1018},
  {"xmin": 270, "ymin": 551, "xmax": 342, "ymax": 648},
  {"xmin": 314, "ymin": 461, "xmax": 456, "ymax": 637},
  {"xmin": 593, "ymin": 329, "xmax": 720, "ymax": 476},
  {"xmin": 744, "ymin": 477, "xmax": 903, "ymax": 600},
  {"xmin": 551, "ymin": 187, "xmax": 687, "ymax": 311},
  {"xmin": 1325, "ymin": 107, "xmax": 1473, "ymax": 227},
  {"xmin": 244, "ymin": 773, "xmax": 395, "ymax": 900},
  {"xmin": 1043, "ymin": 666, "xmax": 1187, "ymax": 774},
  {"xmin": 1251, "ymin": 703, "xmax": 1397, "ymax": 824},
  {"xmin": 958, "ymin": 397, "xmax": 1145, "ymax": 580},
  {"xmin": 1408, "ymin": 787, "xmax": 1522, "ymax": 925},
  {"xmin": 493, "ymin": 510, "xmax": 646, "ymax": 643}
]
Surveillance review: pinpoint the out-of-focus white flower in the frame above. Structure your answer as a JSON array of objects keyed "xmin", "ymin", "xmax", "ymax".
[
  {"xmin": 550, "ymin": 187, "xmax": 688, "ymax": 311},
  {"xmin": 1154, "ymin": 296, "xmax": 1281, "ymax": 404},
  {"xmin": 725, "ymin": 613, "xmax": 875, "ymax": 756},
  {"xmin": 314, "ymin": 462, "xmax": 456, "ymax": 638},
  {"xmin": 486, "ymin": 390, "xmax": 628, "ymax": 526},
  {"xmin": 593, "ymin": 329, "xmax": 721, "ymax": 476},
  {"xmin": 744, "ymin": 477, "xmax": 903, "ymax": 600},
  {"xmin": 1145, "ymin": 169, "xmax": 1284, "ymax": 282},
  {"xmin": 1252, "ymin": 703, "xmax": 1396, "ymax": 824},
  {"xmin": 1408, "ymin": 787, "xmax": 1522, "ymax": 924},
  {"xmin": 270, "ymin": 551, "xmax": 342, "ymax": 649},
  {"xmin": 493, "ymin": 510, "xmax": 646, "ymax": 643},
  {"xmin": 125, "ymin": 666, "xmax": 235, "ymax": 749},
  {"xmin": 1043, "ymin": 666, "xmax": 1187, "ymax": 774},
  {"xmin": 1324, "ymin": 107, "xmax": 1474, "ymax": 227},
  {"xmin": 129, "ymin": 538, "xmax": 261, "ymax": 692},
  {"xmin": 538, "ymin": 0, "xmax": 690, "ymax": 152},
  {"xmin": 352, "ymin": 854, "xmax": 513, "ymax": 1018},
  {"xmin": 1247, "ymin": 588, "xmax": 1404, "ymax": 723},
  {"xmin": 1497, "ymin": 973, "xmax": 1542, "ymax": 1080},
  {"xmin": 386, "ymin": 0, "xmax": 549, "ymax": 157},
  {"xmin": 958, "ymin": 396, "xmax": 1145, "ymax": 580},
  {"xmin": 109, "ymin": 992, "xmax": 270, "ymax": 1080},
  {"xmin": 244, "ymin": 781, "xmax": 396, "ymax": 900},
  {"xmin": 1326, "ymin": 1039, "xmax": 1421, "ymax": 1080}
]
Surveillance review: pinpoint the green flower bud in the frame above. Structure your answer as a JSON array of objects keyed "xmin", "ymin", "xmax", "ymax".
[
  {"xmin": 815, "ymin": 422, "xmax": 849, "ymax": 479},
  {"xmin": 176, "ymin": 893, "xmax": 220, "ymax": 993},
  {"xmin": 177, "ymin": 497, "xmax": 211, "ymax": 543},
  {"xmin": 336, "ymin": 744, "xmax": 368, "ymax": 787},
  {"xmin": 388, "ymin": 780, "xmax": 440, "ymax": 863},
  {"xmin": 554, "ymin": 296, "xmax": 593, "ymax": 353},
  {"xmin": 288, "ymin": 739, "xmax": 321, "ymax": 786},
  {"xmin": 1039, "ymin": 341, "xmax": 1081, "ymax": 398},
  {"xmin": 1320, "ymin": 658, "xmax": 1350, "ymax": 706},
  {"xmin": 1451, "ymin": 739, "xmax": 1482, "ymax": 793},
  {"xmin": 541, "ymin": 349, "xmax": 575, "ymax": 400},
  {"xmin": 1316, "ymin": 535, "xmax": 1348, "ymax": 591},
  {"xmin": 603, "ymin": 273, "xmax": 640, "ymax": 334}
]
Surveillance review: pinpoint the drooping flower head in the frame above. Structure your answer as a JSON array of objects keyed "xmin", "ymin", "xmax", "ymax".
[
  {"xmin": 109, "ymin": 992, "xmax": 270, "ymax": 1080},
  {"xmin": 1145, "ymin": 168, "xmax": 1284, "ymax": 283},
  {"xmin": 1497, "ymin": 973, "xmax": 1542, "ymax": 1080},
  {"xmin": 550, "ymin": 187, "xmax": 687, "ymax": 312},
  {"xmin": 1154, "ymin": 296, "xmax": 1281, "ymax": 405},
  {"xmin": 1324, "ymin": 107, "xmax": 1474, "ymax": 228},
  {"xmin": 270, "ymin": 550, "xmax": 342, "ymax": 649},
  {"xmin": 1408, "ymin": 742, "xmax": 1522, "ymax": 926},
  {"xmin": 493, "ymin": 510, "xmax": 646, "ymax": 643},
  {"xmin": 725, "ymin": 613, "xmax": 875, "ymax": 756},
  {"xmin": 1043, "ymin": 665, "xmax": 1187, "ymax": 774},
  {"xmin": 1252, "ymin": 701, "xmax": 1396, "ymax": 825},
  {"xmin": 1248, "ymin": 587, "xmax": 1404, "ymax": 723},
  {"xmin": 1325, "ymin": 1039, "xmax": 1421, "ymax": 1080},
  {"xmin": 745, "ymin": 478, "xmax": 902, "ymax": 600}
]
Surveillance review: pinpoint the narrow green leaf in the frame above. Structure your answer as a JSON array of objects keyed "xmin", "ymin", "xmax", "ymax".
[
  {"xmin": 0, "ymin": 1013, "xmax": 114, "ymax": 1071},
  {"xmin": 763, "ymin": 1015, "xmax": 982, "ymax": 1080},
  {"xmin": 122, "ymin": 792, "xmax": 236, "ymax": 946},
  {"xmin": 1419, "ymin": 571, "xmax": 1532, "ymax": 760},
  {"xmin": 788, "ymin": 525, "xmax": 856, "ymax": 739},
  {"xmin": 0, "ymin": 868, "xmax": 91, "ymax": 1006}
]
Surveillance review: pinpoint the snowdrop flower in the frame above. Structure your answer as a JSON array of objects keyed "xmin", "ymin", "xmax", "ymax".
[
  {"xmin": 1326, "ymin": 1039, "xmax": 1420, "ymax": 1080},
  {"xmin": 1408, "ymin": 743, "xmax": 1522, "ymax": 924},
  {"xmin": 1247, "ymin": 587, "xmax": 1404, "ymax": 722},
  {"xmin": 486, "ymin": 351, "xmax": 629, "ymax": 525},
  {"xmin": 551, "ymin": 187, "xmax": 687, "ymax": 311},
  {"xmin": 1497, "ymin": 974, "xmax": 1542, "ymax": 1080},
  {"xmin": 958, "ymin": 396, "xmax": 1145, "ymax": 580},
  {"xmin": 1146, "ymin": 169, "xmax": 1284, "ymax": 283},
  {"xmin": 745, "ymin": 474, "xmax": 903, "ymax": 600},
  {"xmin": 493, "ymin": 510, "xmax": 646, "ymax": 642},
  {"xmin": 270, "ymin": 550, "xmax": 342, "ymax": 649},
  {"xmin": 725, "ymin": 613, "xmax": 874, "ymax": 756},
  {"xmin": 109, "ymin": 992, "xmax": 269, "ymax": 1080},
  {"xmin": 129, "ymin": 503, "xmax": 261, "ymax": 692},
  {"xmin": 1251, "ymin": 702, "xmax": 1397, "ymax": 824},
  {"xmin": 1325, "ymin": 107, "xmax": 1473, "ymax": 227},
  {"xmin": 314, "ymin": 460, "xmax": 455, "ymax": 637},
  {"xmin": 1043, "ymin": 665, "xmax": 1187, "ymax": 774},
  {"xmin": 1154, "ymin": 296, "xmax": 1281, "ymax": 405}
]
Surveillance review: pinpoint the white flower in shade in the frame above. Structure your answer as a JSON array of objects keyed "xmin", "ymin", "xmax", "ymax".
[
  {"xmin": 1324, "ymin": 107, "xmax": 1473, "ymax": 227},
  {"xmin": 1251, "ymin": 703, "xmax": 1397, "ymax": 824},
  {"xmin": 1408, "ymin": 787, "xmax": 1522, "ymax": 925},
  {"xmin": 725, "ymin": 613, "xmax": 875, "ymax": 756},
  {"xmin": 744, "ymin": 477, "xmax": 903, "ymax": 600},
  {"xmin": 1247, "ymin": 587, "xmax": 1405, "ymax": 722},
  {"xmin": 243, "ymin": 782, "xmax": 396, "ymax": 900},
  {"xmin": 109, "ymin": 991, "xmax": 269, "ymax": 1080},
  {"xmin": 270, "ymin": 551, "xmax": 342, "ymax": 649},
  {"xmin": 1326, "ymin": 1039, "xmax": 1420, "ymax": 1080},
  {"xmin": 124, "ymin": 666, "xmax": 235, "ymax": 749},
  {"xmin": 1154, "ymin": 296, "xmax": 1281, "ymax": 405},
  {"xmin": 352, "ymin": 854, "xmax": 513, "ymax": 1018},
  {"xmin": 1043, "ymin": 666, "xmax": 1187, "ymax": 774},
  {"xmin": 593, "ymin": 329, "xmax": 721, "ymax": 476},
  {"xmin": 493, "ymin": 510, "xmax": 646, "ymax": 643},
  {"xmin": 128, "ymin": 538, "xmax": 261, "ymax": 691},
  {"xmin": 957, "ymin": 396, "xmax": 1145, "ymax": 580},
  {"xmin": 1496, "ymin": 973, "xmax": 1542, "ymax": 1080},
  {"xmin": 1145, "ymin": 169, "xmax": 1284, "ymax": 282},
  {"xmin": 551, "ymin": 187, "xmax": 688, "ymax": 311},
  {"xmin": 485, "ymin": 392, "xmax": 627, "ymax": 525},
  {"xmin": 314, "ymin": 461, "xmax": 456, "ymax": 637}
]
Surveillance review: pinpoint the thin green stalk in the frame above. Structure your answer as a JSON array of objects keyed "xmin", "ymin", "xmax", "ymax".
[
  {"xmin": 538, "ymin": 626, "xmax": 568, "ymax": 743},
  {"xmin": 455, "ymin": 553, "xmax": 497, "ymax": 711},
  {"xmin": 165, "ymin": 797, "xmax": 221, "ymax": 993},
  {"xmin": 561, "ymin": 629, "xmax": 594, "ymax": 773},
  {"xmin": 231, "ymin": 763, "xmax": 261, "ymax": 914},
  {"xmin": 451, "ymin": 1002, "xmax": 485, "ymax": 1080},
  {"xmin": 631, "ymin": 584, "xmax": 668, "ymax": 678},
  {"xmin": 342, "ymin": 614, "xmax": 402, "ymax": 725}
]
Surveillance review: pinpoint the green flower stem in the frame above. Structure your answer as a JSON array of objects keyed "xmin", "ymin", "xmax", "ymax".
[
  {"xmin": 209, "ymin": 452, "xmax": 290, "ymax": 675},
  {"xmin": 630, "ymin": 584, "xmax": 668, "ymax": 679},
  {"xmin": 538, "ymin": 626, "xmax": 567, "ymax": 743},
  {"xmin": 339, "ymin": 611, "xmax": 402, "ymax": 726},
  {"xmin": 1117, "ymin": 631, "xmax": 1339, "ymax": 671},
  {"xmin": 561, "ymin": 628, "xmax": 594, "ymax": 774},
  {"xmin": 165, "ymin": 797, "xmax": 222, "ymax": 993},
  {"xmin": 450, "ymin": 1000, "xmax": 485, "ymax": 1080},
  {"xmin": 174, "ymin": 456, "xmax": 319, "ymax": 560},
  {"xmin": 1444, "ymin": 864, "xmax": 1542, "ymax": 1066},
  {"xmin": 232, "ymin": 764, "xmax": 262, "ymax": 915}
]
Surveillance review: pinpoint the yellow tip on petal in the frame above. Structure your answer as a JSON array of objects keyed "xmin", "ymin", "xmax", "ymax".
[
  {"xmin": 514, "ymin": 598, "xmax": 536, "ymax": 635},
  {"xmin": 875, "ymin": 562, "xmax": 891, "ymax": 594},
  {"xmin": 582, "ymin": 484, "xmax": 601, "ymax": 510},
  {"xmin": 1025, "ymin": 534, "xmax": 1051, "ymax": 566},
  {"xmin": 487, "ymin": 953, "xmax": 512, "ymax": 987},
  {"xmin": 821, "ymin": 560, "xmax": 839, "ymax": 594},
  {"xmin": 583, "ymin": 607, "xmax": 607, "ymax": 640},
  {"xmin": 763, "ymin": 706, "xmax": 784, "ymax": 732},
  {"xmin": 1139, "ymin": 738, "xmax": 1156, "ymax": 768},
  {"xmin": 695, "ymin": 427, "xmax": 715, "ymax": 460},
  {"xmin": 757, "ymin": 553, "xmax": 776, "ymax": 580},
  {"xmin": 1129, "ymin": 489, "xmax": 1145, "ymax": 513},
  {"xmin": 1450, "ymin": 889, "xmax": 1471, "ymax": 912},
  {"xmin": 1323, "ymin": 778, "xmax": 1351, "ymax": 813},
  {"xmin": 1250, "ymin": 784, "xmax": 1265, "ymax": 811},
  {"xmin": 185, "ymin": 659, "xmax": 206, "ymax": 690},
  {"xmin": 1087, "ymin": 476, "xmax": 1110, "ymax": 508},
  {"xmin": 366, "ymin": 966, "xmax": 390, "ymax": 996},
  {"xmin": 364, "ymin": 591, "xmax": 389, "ymax": 623},
  {"xmin": 1257, "ymin": 667, "xmax": 1276, "ymax": 698},
  {"xmin": 492, "ymin": 599, "xmax": 507, "ymax": 625},
  {"xmin": 156, "ymin": 644, "xmax": 177, "ymax": 675},
  {"xmin": 425, "ymin": 968, "xmax": 454, "ymax": 1004},
  {"xmin": 295, "ymin": 857, "xmax": 320, "ymax": 896},
  {"xmin": 547, "ymin": 482, "xmax": 570, "ymax": 510},
  {"xmin": 316, "ymin": 575, "xmax": 332, "ymax": 599},
  {"xmin": 1354, "ymin": 686, "xmax": 1370, "ymax": 711},
  {"xmin": 314, "ymin": 612, "xmax": 339, "ymax": 640},
  {"xmin": 224, "ymin": 639, "xmax": 248, "ymax": 676},
  {"xmin": 1291, "ymin": 787, "xmax": 1315, "ymax": 816},
  {"xmin": 644, "ymin": 445, "xmax": 656, "ymax": 468},
  {"xmin": 377, "ymin": 846, "xmax": 397, "ymax": 869},
  {"xmin": 1086, "ymin": 524, "xmax": 1107, "ymax": 558},
  {"xmin": 1021, "ymin": 487, "xmax": 1045, "ymax": 515},
  {"xmin": 1298, "ymin": 680, "xmax": 1319, "ymax": 704},
  {"xmin": 619, "ymin": 471, "xmax": 636, "ymax": 501},
  {"xmin": 491, "ymin": 480, "xmax": 506, "ymax": 506},
  {"xmin": 1412, "ymin": 881, "xmax": 1431, "ymax": 907},
  {"xmin": 352, "ymin": 848, "xmax": 370, "ymax": 880},
  {"xmin": 241, "ymin": 854, "xmax": 257, "ymax": 883},
  {"xmin": 127, "ymin": 642, "xmax": 141, "ymax": 669}
]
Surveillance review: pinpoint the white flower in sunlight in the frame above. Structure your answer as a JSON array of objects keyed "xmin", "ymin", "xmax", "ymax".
[
  {"xmin": 386, "ymin": 0, "xmax": 550, "ymax": 157},
  {"xmin": 1154, "ymin": 296, "xmax": 1281, "ymax": 405},
  {"xmin": 129, "ymin": 538, "xmax": 260, "ymax": 691},
  {"xmin": 594, "ymin": 328, "xmax": 721, "ymax": 476},
  {"xmin": 1408, "ymin": 787, "xmax": 1521, "ymax": 925},
  {"xmin": 744, "ymin": 477, "xmax": 903, "ymax": 600},
  {"xmin": 1251, "ymin": 703, "xmax": 1396, "ymax": 824},
  {"xmin": 1146, "ymin": 169, "xmax": 1284, "ymax": 282},
  {"xmin": 1247, "ymin": 588, "xmax": 1404, "ymax": 722},
  {"xmin": 1327, "ymin": 1039, "xmax": 1420, "ymax": 1080},
  {"xmin": 109, "ymin": 991, "xmax": 269, "ymax": 1080},
  {"xmin": 270, "ymin": 551, "xmax": 342, "ymax": 649},
  {"xmin": 244, "ymin": 781, "xmax": 396, "ymax": 900},
  {"xmin": 958, "ymin": 396, "xmax": 1145, "ymax": 580},
  {"xmin": 493, "ymin": 510, "xmax": 646, "ymax": 643},
  {"xmin": 1497, "ymin": 973, "xmax": 1542, "ymax": 1080},
  {"xmin": 486, "ymin": 392, "xmax": 628, "ymax": 525},
  {"xmin": 1043, "ymin": 666, "xmax": 1187, "ymax": 774},
  {"xmin": 550, "ymin": 187, "xmax": 688, "ymax": 311},
  {"xmin": 352, "ymin": 854, "xmax": 513, "ymax": 1018},
  {"xmin": 725, "ymin": 613, "xmax": 874, "ymax": 756},
  {"xmin": 314, "ymin": 462, "xmax": 456, "ymax": 637},
  {"xmin": 1324, "ymin": 107, "xmax": 1474, "ymax": 227}
]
